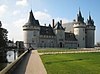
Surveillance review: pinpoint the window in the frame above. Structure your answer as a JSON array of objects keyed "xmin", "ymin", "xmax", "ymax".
[
  {"xmin": 83, "ymin": 37, "xmax": 84, "ymax": 40},
  {"xmin": 32, "ymin": 40, "xmax": 34, "ymax": 43},
  {"xmin": 78, "ymin": 44, "xmax": 79, "ymax": 47},
  {"xmin": 42, "ymin": 41, "xmax": 44, "ymax": 43},
  {"xmin": 59, "ymin": 39, "xmax": 63, "ymax": 41},
  {"xmin": 33, "ymin": 31, "xmax": 36, "ymax": 36},
  {"xmin": 83, "ymin": 29, "xmax": 84, "ymax": 31},
  {"xmin": 49, "ymin": 36, "xmax": 51, "ymax": 38}
]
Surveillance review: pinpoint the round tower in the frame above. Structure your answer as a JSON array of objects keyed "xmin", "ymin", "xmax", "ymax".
[
  {"xmin": 73, "ymin": 9, "xmax": 86, "ymax": 48},
  {"xmin": 23, "ymin": 10, "xmax": 40, "ymax": 48},
  {"xmin": 86, "ymin": 14, "xmax": 95, "ymax": 48}
]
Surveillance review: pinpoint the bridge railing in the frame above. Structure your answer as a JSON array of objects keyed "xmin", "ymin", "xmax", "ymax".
[{"xmin": 0, "ymin": 50, "xmax": 29, "ymax": 74}]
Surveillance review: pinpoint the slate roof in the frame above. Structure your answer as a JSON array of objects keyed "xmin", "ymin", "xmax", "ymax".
[
  {"xmin": 77, "ymin": 9, "xmax": 84, "ymax": 24},
  {"xmin": 86, "ymin": 14, "xmax": 94, "ymax": 26},
  {"xmin": 54, "ymin": 22, "xmax": 65, "ymax": 30},
  {"xmin": 65, "ymin": 32, "xmax": 77, "ymax": 41},
  {"xmin": 40, "ymin": 25, "xmax": 55, "ymax": 36},
  {"xmin": 23, "ymin": 10, "xmax": 40, "ymax": 27},
  {"xmin": 63, "ymin": 22, "xmax": 74, "ymax": 32}
]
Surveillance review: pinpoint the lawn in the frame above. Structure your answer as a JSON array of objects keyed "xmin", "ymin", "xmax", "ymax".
[
  {"xmin": 38, "ymin": 48, "xmax": 78, "ymax": 53},
  {"xmin": 40, "ymin": 52, "xmax": 100, "ymax": 74}
]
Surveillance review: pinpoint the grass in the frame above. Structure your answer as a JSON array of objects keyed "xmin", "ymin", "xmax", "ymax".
[
  {"xmin": 40, "ymin": 52, "xmax": 100, "ymax": 74},
  {"xmin": 38, "ymin": 48, "xmax": 78, "ymax": 53}
]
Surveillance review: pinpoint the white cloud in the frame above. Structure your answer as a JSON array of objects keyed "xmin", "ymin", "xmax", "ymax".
[
  {"xmin": 9, "ymin": 18, "xmax": 27, "ymax": 41},
  {"xmin": 12, "ymin": 10, "xmax": 20, "ymax": 16},
  {"xmin": 13, "ymin": 18, "xmax": 26, "ymax": 27},
  {"xmin": 44, "ymin": 9, "xmax": 48, "ymax": 12},
  {"xmin": 34, "ymin": 11, "xmax": 52, "ymax": 25},
  {"xmin": 0, "ymin": 5, "xmax": 7, "ymax": 16},
  {"xmin": 16, "ymin": 0, "xmax": 28, "ymax": 6},
  {"xmin": 5, "ymin": 11, "xmax": 70, "ymax": 41},
  {"xmin": 55, "ymin": 17, "xmax": 70, "ymax": 24},
  {"xmin": 33, "ymin": 11, "xmax": 70, "ymax": 26}
]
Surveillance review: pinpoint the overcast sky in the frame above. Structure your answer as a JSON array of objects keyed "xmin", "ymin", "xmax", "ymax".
[{"xmin": 0, "ymin": 0, "xmax": 100, "ymax": 44}]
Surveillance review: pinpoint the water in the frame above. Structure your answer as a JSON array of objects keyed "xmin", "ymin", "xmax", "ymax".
[
  {"xmin": 7, "ymin": 50, "xmax": 18, "ymax": 63},
  {"xmin": 0, "ymin": 50, "xmax": 18, "ymax": 71}
]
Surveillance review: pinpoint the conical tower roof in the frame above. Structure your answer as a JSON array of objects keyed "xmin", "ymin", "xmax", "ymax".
[
  {"xmin": 54, "ymin": 22, "xmax": 65, "ymax": 30},
  {"xmin": 77, "ymin": 8, "xmax": 84, "ymax": 23},
  {"xmin": 24, "ymin": 10, "xmax": 40, "ymax": 26},
  {"xmin": 87, "ymin": 13, "xmax": 94, "ymax": 25},
  {"xmin": 28, "ymin": 10, "xmax": 35, "ymax": 23}
]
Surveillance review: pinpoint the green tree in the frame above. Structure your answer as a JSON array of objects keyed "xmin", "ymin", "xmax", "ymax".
[
  {"xmin": 0, "ymin": 28, "xmax": 8, "ymax": 48},
  {"xmin": 96, "ymin": 42, "xmax": 100, "ymax": 47},
  {"xmin": 0, "ymin": 21, "xmax": 8, "ymax": 70},
  {"xmin": 0, "ymin": 27, "xmax": 8, "ymax": 62}
]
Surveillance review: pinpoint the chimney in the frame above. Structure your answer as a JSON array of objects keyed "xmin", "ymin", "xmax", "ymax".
[
  {"xmin": 60, "ymin": 20, "xmax": 62, "ymax": 25},
  {"xmin": 52, "ymin": 19, "xmax": 54, "ymax": 28},
  {"xmin": 44, "ymin": 23, "xmax": 46, "ymax": 26}
]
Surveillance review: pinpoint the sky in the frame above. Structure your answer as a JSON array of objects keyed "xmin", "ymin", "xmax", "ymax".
[{"xmin": 0, "ymin": 0, "xmax": 100, "ymax": 44}]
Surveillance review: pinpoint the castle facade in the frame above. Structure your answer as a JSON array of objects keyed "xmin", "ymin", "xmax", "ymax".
[{"xmin": 23, "ymin": 9, "xmax": 95, "ymax": 48}]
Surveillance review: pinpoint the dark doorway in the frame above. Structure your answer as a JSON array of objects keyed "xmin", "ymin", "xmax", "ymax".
[
  {"xmin": 60, "ymin": 42, "xmax": 63, "ymax": 48},
  {"xmin": 78, "ymin": 44, "xmax": 79, "ymax": 47}
]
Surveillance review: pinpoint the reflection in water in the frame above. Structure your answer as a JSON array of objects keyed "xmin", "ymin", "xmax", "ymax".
[
  {"xmin": 7, "ymin": 51, "xmax": 18, "ymax": 62},
  {"xmin": 0, "ymin": 50, "xmax": 19, "ymax": 71}
]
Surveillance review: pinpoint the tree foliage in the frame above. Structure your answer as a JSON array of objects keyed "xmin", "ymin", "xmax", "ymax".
[
  {"xmin": 0, "ymin": 27, "xmax": 8, "ymax": 49},
  {"xmin": 0, "ymin": 26, "xmax": 8, "ymax": 66},
  {"xmin": 96, "ymin": 42, "xmax": 100, "ymax": 47}
]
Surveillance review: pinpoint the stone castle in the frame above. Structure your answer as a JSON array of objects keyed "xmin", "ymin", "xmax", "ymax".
[{"xmin": 23, "ymin": 9, "xmax": 95, "ymax": 48}]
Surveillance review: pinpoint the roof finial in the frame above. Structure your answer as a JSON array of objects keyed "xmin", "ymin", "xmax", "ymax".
[
  {"xmin": 79, "ymin": 7, "xmax": 80, "ymax": 12},
  {"xmin": 77, "ymin": 7, "xmax": 84, "ymax": 23},
  {"xmin": 78, "ymin": 7, "xmax": 81, "ymax": 14},
  {"xmin": 89, "ymin": 11, "xmax": 90, "ymax": 16},
  {"xmin": 78, "ymin": 7, "xmax": 82, "ymax": 17},
  {"xmin": 87, "ymin": 11, "xmax": 94, "ymax": 25},
  {"xmin": 89, "ymin": 11, "xmax": 91, "ymax": 20},
  {"xmin": 30, "ymin": 0, "xmax": 33, "ymax": 11}
]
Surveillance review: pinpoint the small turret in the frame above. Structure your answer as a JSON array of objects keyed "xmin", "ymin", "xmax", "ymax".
[
  {"xmin": 60, "ymin": 20, "xmax": 62, "ymax": 25},
  {"xmin": 77, "ymin": 8, "xmax": 84, "ymax": 24},
  {"xmin": 54, "ymin": 22, "xmax": 65, "ymax": 30},
  {"xmin": 86, "ymin": 13, "xmax": 94, "ymax": 25}
]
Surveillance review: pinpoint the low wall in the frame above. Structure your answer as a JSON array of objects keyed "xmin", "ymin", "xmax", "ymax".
[{"xmin": 0, "ymin": 50, "xmax": 28, "ymax": 74}]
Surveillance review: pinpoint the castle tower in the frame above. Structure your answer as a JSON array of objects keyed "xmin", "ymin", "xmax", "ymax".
[
  {"xmin": 23, "ymin": 10, "xmax": 40, "ymax": 48},
  {"xmin": 86, "ymin": 13, "xmax": 95, "ymax": 48},
  {"xmin": 54, "ymin": 21, "xmax": 65, "ymax": 48},
  {"xmin": 73, "ymin": 9, "xmax": 86, "ymax": 48}
]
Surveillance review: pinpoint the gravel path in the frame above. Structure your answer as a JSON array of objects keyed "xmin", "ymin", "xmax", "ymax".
[
  {"xmin": 11, "ymin": 50, "xmax": 47, "ymax": 74},
  {"xmin": 25, "ymin": 50, "xmax": 47, "ymax": 74}
]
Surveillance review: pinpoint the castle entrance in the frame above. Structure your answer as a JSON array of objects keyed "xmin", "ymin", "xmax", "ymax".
[{"xmin": 60, "ymin": 42, "xmax": 63, "ymax": 48}]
